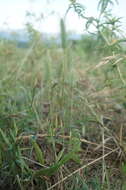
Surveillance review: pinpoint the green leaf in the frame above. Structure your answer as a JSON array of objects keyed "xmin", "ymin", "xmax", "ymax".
[
  {"xmin": 85, "ymin": 17, "xmax": 97, "ymax": 30},
  {"xmin": 34, "ymin": 151, "xmax": 75, "ymax": 177},
  {"xmin": 122, "ymin": 183, "xmax": 126, "ymax": 190},
  {"xmin": 0, "ymin": 128, "xmax": 10, "ymax": 146},
  {"xmin": 31, "ymin": 138, "xmax": 45, "ymax": 165},
  {"xmin": 98, "ymin": 0, "xmax": 118, "ymax": 13},
  {"xmin": 0, "ymin": 149, "xmax": 2, "ymax": 167},
  {"xmin": 121, "ymin": 162, "xmax": 126, "ymax": 175},
  {"xmin": 56, "ymin": 148, "xmax": 65, "ymax": 162},
  {"xmin": 66, "ymin": 3, "xmax": 86, "ymax": 19}
]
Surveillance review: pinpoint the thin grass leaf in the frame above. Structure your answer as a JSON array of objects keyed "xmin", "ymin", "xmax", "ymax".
[
  {"xmin": 31, "ymin": 138, "xmax": 45, "ymax": 165},
  {"xmin": 0, "ymin": 149, "xmax": 2, "ymax": 167},
  {"xmin": 98, "ymin": 0, "xmax": 118, "ymax": 13},
  {"xmin": 17, "ymin": 157, "xmax": 31, "ymax": 174},
  {"xmin": 34, "ymin": 151, "xmax": 76, "ymax": 177},
  {"xmin": 121, "ymin": 163, "xmax": 126, "ymax": 175},
  {"xmin": 16, "ymin": 175, "xmax": 24, "ymax": 190},
  {"xmin": 56, "ymin": 148, "xmax": 65, "ymax": 162},
  {"xmin": 13, "ymin": 120, "xmax": 18, "ymax": 136},
  {"xmin": 0, "ymin": 128, "xmax": 10, "ymax": 146}
]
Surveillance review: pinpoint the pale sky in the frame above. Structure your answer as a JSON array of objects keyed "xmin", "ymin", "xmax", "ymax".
[{"xmin": 0, "ymin": 0, "xmax": 126, "ymax": 34}]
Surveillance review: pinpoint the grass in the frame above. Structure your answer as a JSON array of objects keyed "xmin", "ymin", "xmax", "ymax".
[{"xmin": 0, "ymin": 36, "xmax": 126, "ymax": 190}]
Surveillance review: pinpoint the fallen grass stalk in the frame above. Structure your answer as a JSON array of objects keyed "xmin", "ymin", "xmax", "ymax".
[
  {"xmin": 17, "ymin": 134, "xmax": 112, "ymax": 150},
  {"xmin": 22, "ymin": 156, "xmax": 48, "ymax": 168},
  {"xmin": 47, "ymin": 148, "xmax": 119, "ymax": 190}
]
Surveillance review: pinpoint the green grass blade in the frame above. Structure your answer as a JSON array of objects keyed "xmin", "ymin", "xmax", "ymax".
[
  {"xmin": 0, "ymin": 128, "xmax": 10, "ymax": 146},
  {"xmin": 31, "ymin": 138, "xmax": 45, "ymax": 165},
  {"xmin": 34, "ymin": 151, "xmax": 75, "ymax": 177}
]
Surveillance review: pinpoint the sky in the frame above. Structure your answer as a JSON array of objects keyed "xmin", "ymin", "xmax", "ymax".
[{"xmin": 0, "ymin": 0, "xmax": 126, "ymax": 34}]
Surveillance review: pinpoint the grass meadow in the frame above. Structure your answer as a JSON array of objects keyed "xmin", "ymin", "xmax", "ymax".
[{"xmin": 0, "ymin": 1, "xmax": 126, "ymax": 189}]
